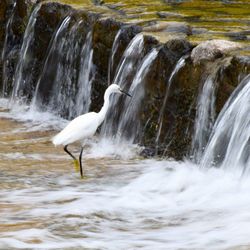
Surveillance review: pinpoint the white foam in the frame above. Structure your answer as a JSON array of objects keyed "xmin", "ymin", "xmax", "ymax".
[
  {"xmin": 2, "ymin": 160, "xmax": 250, "ymax": 249},
  {"xmin": 85, "ymin": 137, "xmax": 141, "ymax": 159},
  {"xmin": 0, "ymin": 98, "xmax": 68, "ymax": 131}
]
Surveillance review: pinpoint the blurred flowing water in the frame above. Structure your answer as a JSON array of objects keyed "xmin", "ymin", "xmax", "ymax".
[
  {"xmin": 1, "ymin": 1, "xmax": 16, "ymax": 97},
  {"xmin": 1, "ymin": 1, "xmax": 250, "ymax": 249},
  {"xmin": 11, "ymin": 4, "xmax": 41, "ymax": 101},
  {"xmin": 201, "ymin": 75, "xmax": 250, "ymax": 173},
  {"xmin": 1, "ymin": 98, "xmax": 250, "ymax": 250},
  {"xmin": 191, "ymin": 68, "xmax": 219, "ymax": 163}
]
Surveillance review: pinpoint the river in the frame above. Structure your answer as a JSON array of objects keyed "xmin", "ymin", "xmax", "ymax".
[{"xmin": 1, "ymin": 98, "xmax": 250, "ymax": 249}]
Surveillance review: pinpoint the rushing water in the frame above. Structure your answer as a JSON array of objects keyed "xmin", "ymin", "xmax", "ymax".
[
  {"xmin": 191, "ymin": 70, "xmax": 218, "ymax": 163},
  {"xmin": 31, "ymin": 15, "xmax": 72, "ymax": 109},
  {"xmin": 201, "ymin": 75, "xmax": 250, "ymax": 173},
  {"xmin": 1, "ymin": 1, "xmax": 16, "ymax": 97},
  {"xmin": 1, "ymin": 1, "xmax": 250, "ymax": 248},
  {"xmin": 108, "ymin": 29, "xmax": 122, "ymax": 84},
  {"xmin": 116, "ymin": 48, "xmax": 159, "ymax": 143},
  {"xmin": 101, "ymin": 33, "xmax": 144, "ymax": 138},
  {"xmin": 11, "ymin": 4, "xmax": 41, "ymax": 101},
  {"xmin": 31, "ymin": 17, "xmax": 94, "ymax": 119},
  {"xmin": 155, "ymin": 56, "xmax": 186, "ymax": 148},
  {"xmin": 1, "ymin": 98, "xmax": 250, "ymax": 249}
]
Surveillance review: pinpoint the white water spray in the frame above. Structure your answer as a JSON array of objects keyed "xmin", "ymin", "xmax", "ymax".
[
  {"xmin": 1, "ymin": 1, "xmax": 16, "ymax": 96},
  {"xmin": 116, "ymin": 48, "xmax": 159, "ymax": 142},
  {"xmin": 101, "ymin": 33, "xmax": 144, "ymax": 137},
  {"xmin": 108, "ymin": 29, "xmax": 122, "ymax": 84},
  {"xmin": 11, "ymin": 4, "xmax": 41, "ymax": 101},
  {"xmin": 201, "ymin": 75, "xmax": 250, "ymax": 174},
  {"xmin": 191, "ymin": 71, "xmax": 218, "ymax": 162},
  {"xmin": 155, "ymin": 56, "xmax": 186, "ymax": 146},
  {"xmin": 74, "ymin": 31, "xmax": 93, "ymax": 116},
  {"xmin": 31, "ymin": 16, "xmax": 72, "ymax": 108}
]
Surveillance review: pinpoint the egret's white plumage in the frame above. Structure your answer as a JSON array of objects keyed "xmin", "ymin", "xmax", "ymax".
[
  {"xmin": 53, "ymin": 112, "xmax": 99, "ymax": 146},
  {"xmin": 52, "ymin": 84, "xmax": 131, "ymax": 178}
]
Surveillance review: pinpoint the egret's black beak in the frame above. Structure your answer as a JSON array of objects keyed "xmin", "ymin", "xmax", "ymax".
[{"xmin": 120, "ymin": 89, "xmax": 132, "ymax": 97}]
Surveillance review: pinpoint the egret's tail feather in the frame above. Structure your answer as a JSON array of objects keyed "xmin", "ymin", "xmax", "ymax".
[{"xmin": 52, "ymin": 134, "xmax": 61, "ymax": 146}]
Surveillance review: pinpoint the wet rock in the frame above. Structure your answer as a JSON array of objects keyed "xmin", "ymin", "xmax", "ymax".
[
  {"xmin": 143, "ymin": 21, "xmax": 192, "ymax": 35},
  {"xmin": 164, "ymin": 0, "xmax": 190, "ymax": 4},
  {"xmin": 191, "ymin": 27, "xmax": 208, "ymax": 35},
  {"xmin": 91, "ymin": 20, "xmax": 141, "ymax": 112},
  {"xmin": 15, "ymin": 2, "xmax": 72, "ymax": 99},
  {"xmin": 138, "ymin": 39, "xmax": 194, "ymax": 157},
  {"xmin": 214, "ymin": 56, "xmax": 250, "ymax": 113},
  {"xmin": 191, "ymin": 40, "xmax": 241, "ymax": 65},
  {"xmin": 227, "ymin": 31, "xmax": 250, "ymax": 41},
  {"xmin": 92, "ymin": 0, "xmax": 105, "ymax": 5},
  {"xmin": 0, "ymin": 0, "xmax": 30, "ymax": 96},
  {"xmin": 1, "ymin": 0, "xmax": 250, "ymax": 161},
  {"xmin": 0, "ymin": 0, "xmax": 8, "ymax": 86},
  {"xmin": 156, "ymin": 11, "xmax": 183, "ymax": 19},
  {"xmin": 166, "ymin": 38, "xmax": 194, "ymax": 55},
  {"xmin": 0, "ymin": 0, "xmax": 7, "ymax": 29}
]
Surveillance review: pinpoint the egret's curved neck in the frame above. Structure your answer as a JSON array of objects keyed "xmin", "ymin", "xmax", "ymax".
[{"xmin": 98, "ymin": 88, "xmax": 112, "ymax": 124}]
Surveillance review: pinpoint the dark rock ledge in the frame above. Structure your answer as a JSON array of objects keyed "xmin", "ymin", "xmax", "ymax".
[{"xmin": 1, "ymin": 0, "xmax": 250, "ymax": 159}]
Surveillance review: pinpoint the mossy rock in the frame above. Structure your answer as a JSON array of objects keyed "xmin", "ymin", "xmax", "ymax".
[{"xmin": 91, "ymin": 19, "xmax": 141, "ymax": 112}]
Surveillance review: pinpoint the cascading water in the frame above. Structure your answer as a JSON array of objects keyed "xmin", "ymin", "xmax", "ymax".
[
  {"xmin": 50, "ymin": 28, "xmax": 93, "ymax": 119},
  {"xmin": 1, "ymin": 1, "xmax": 16, "ymax": 97},
  {"xmin": 201, "ymin": 74, "xmax": 250, "ymax": 173},
  {"xmin": 11, "ymin": 4, "xmax": 41, "ymax": 101},
  {"xmin": 112, "ymin": 33, "xmax": 144, "ymax": 88},
  {"xmin": 49, "ymin": 26, "xmax": 93, "ymax": 119},
  {"xmin": 31, "ymin": 16, "xmax": 72, "ymax": 109},
  {"xmin": 101, "ymin": 33, "xmax": 144, "ymax": 137},
  {"xmin": 31, "ymin": 18, "xmax": 94, "ymax": 119},
  {"xmin": 2, "ymin": 1, "xmax": 250, "ymax": 249},
  {"xmin": 74, "ymin": 31, "xmax": 93, "ymax": 117},
  {"xmin": 115, "ymin": 48, "xmax": 159, "ymax": 143},
  {"xmin": 108, "ymin": 29, "xmax": 122, "ymax": 84},
  {"xmin": 191, "ymin": 70, "xmax": 218, "ymax": 163},
  {"xmin": 155, "ymin": 56, "xmax": 186, "ymax": 148}
]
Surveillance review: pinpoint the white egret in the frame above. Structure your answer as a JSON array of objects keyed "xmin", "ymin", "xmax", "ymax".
[{"xmin": 52, "ymin": 84, "xmax": 131, "ymax": 178}]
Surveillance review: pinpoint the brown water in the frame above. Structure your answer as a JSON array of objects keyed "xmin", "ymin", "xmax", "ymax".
[
  {"xmin": 2, "ymin": 99, "xmax": 250, "ymax": 249},
  {"xmin": 58, "ymin": 0, "xmax": 250, "ymax": 48}
]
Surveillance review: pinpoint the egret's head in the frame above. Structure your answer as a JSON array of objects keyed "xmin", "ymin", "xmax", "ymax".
[{"xmin": 108, "ymin": 84, "xmax": 132, "ymax": 97}]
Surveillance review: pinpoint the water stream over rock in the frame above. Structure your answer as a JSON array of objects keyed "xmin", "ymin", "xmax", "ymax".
[
  {"xmin": 1, "ymin": 1, "xmax": 16, "ymax": 97},
  {"xmin": 0, "ymin": 0, "xmax": 250, "ymax": 249},
  {"xmin": 201, "ymin": 74, "xmax": 250, "ymax": 174},
  {"xmin": 11, "ymin": 4, "xmax": 41, "ymax": 101}
]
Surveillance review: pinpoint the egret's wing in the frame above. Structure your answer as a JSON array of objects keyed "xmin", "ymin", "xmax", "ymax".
[{"xmin": 52, "ymin": 112, "xmax": 99, "ymax": 146}]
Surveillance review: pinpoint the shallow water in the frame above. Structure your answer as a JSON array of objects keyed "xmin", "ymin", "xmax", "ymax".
[
  {"xmin": 58, "ymin": 0, "xmax": 250, "ymax": 50},
  {"xmin": 1, "ymin": 99, "xmax": 250, "ymax": 249}
]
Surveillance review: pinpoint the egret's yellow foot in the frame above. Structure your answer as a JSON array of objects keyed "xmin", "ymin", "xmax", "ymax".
[{"xmin": 74, "ymin": 159, "xmax": 80, "ymax": 172}]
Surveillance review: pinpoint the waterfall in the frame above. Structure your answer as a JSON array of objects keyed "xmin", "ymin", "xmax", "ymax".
[
  {"xmin": 112, "ymin": 33, "xmax": 144, "ymax": 87},
  {"xmin": 101, "ymin": 33, "xmax": 144, "ymax": 137},
  {"xmin": 49, "ymin": 27, "xmax": 93, "ymax": 119},
  {"xmin": 191, "ymin": 70, "xmax": 218, "ymax": 163},
  {"xmin": 108, "ymin": 29, "xmax": 122, "ymax": 84},
  {"xmin": 74, "ymin": 31, "xmax": 93, "ymax": 117},
  {"xmin": 11, "ymin": 4, "xmax": 41, "ymax": 101},
  {"xmin": 30, "ymin": 16, "xmax": 94, "ymax": 119},
  {"xmin": 31, "ymin": 16, "xmax": 72, "ymax": 108},
  {"xmin": 48, "ymin": 21, "xmax": 85, "ymax": 119},
  {"xmin": 201, "ymin": 75, "xmax": 250, "ymax": 174},
  {"xmin": 155, "ymin": 56, "xmax": 186, "ymax": 148},
  {"xmin": 116, "ymin": 48, "xmax": 159, "ymax": 143},
  {"xmin": 1, "ymin": 1, "xmax": 16, "ymax": 97}
]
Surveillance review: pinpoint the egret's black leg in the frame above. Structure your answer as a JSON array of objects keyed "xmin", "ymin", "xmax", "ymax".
[
  {"xmin": 79, "ymin": 147, "xmax": 84, "ymax": 178},
  {"xmin": 64, "ymin": 145, "xmax": 76, "ymax": 161}
]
